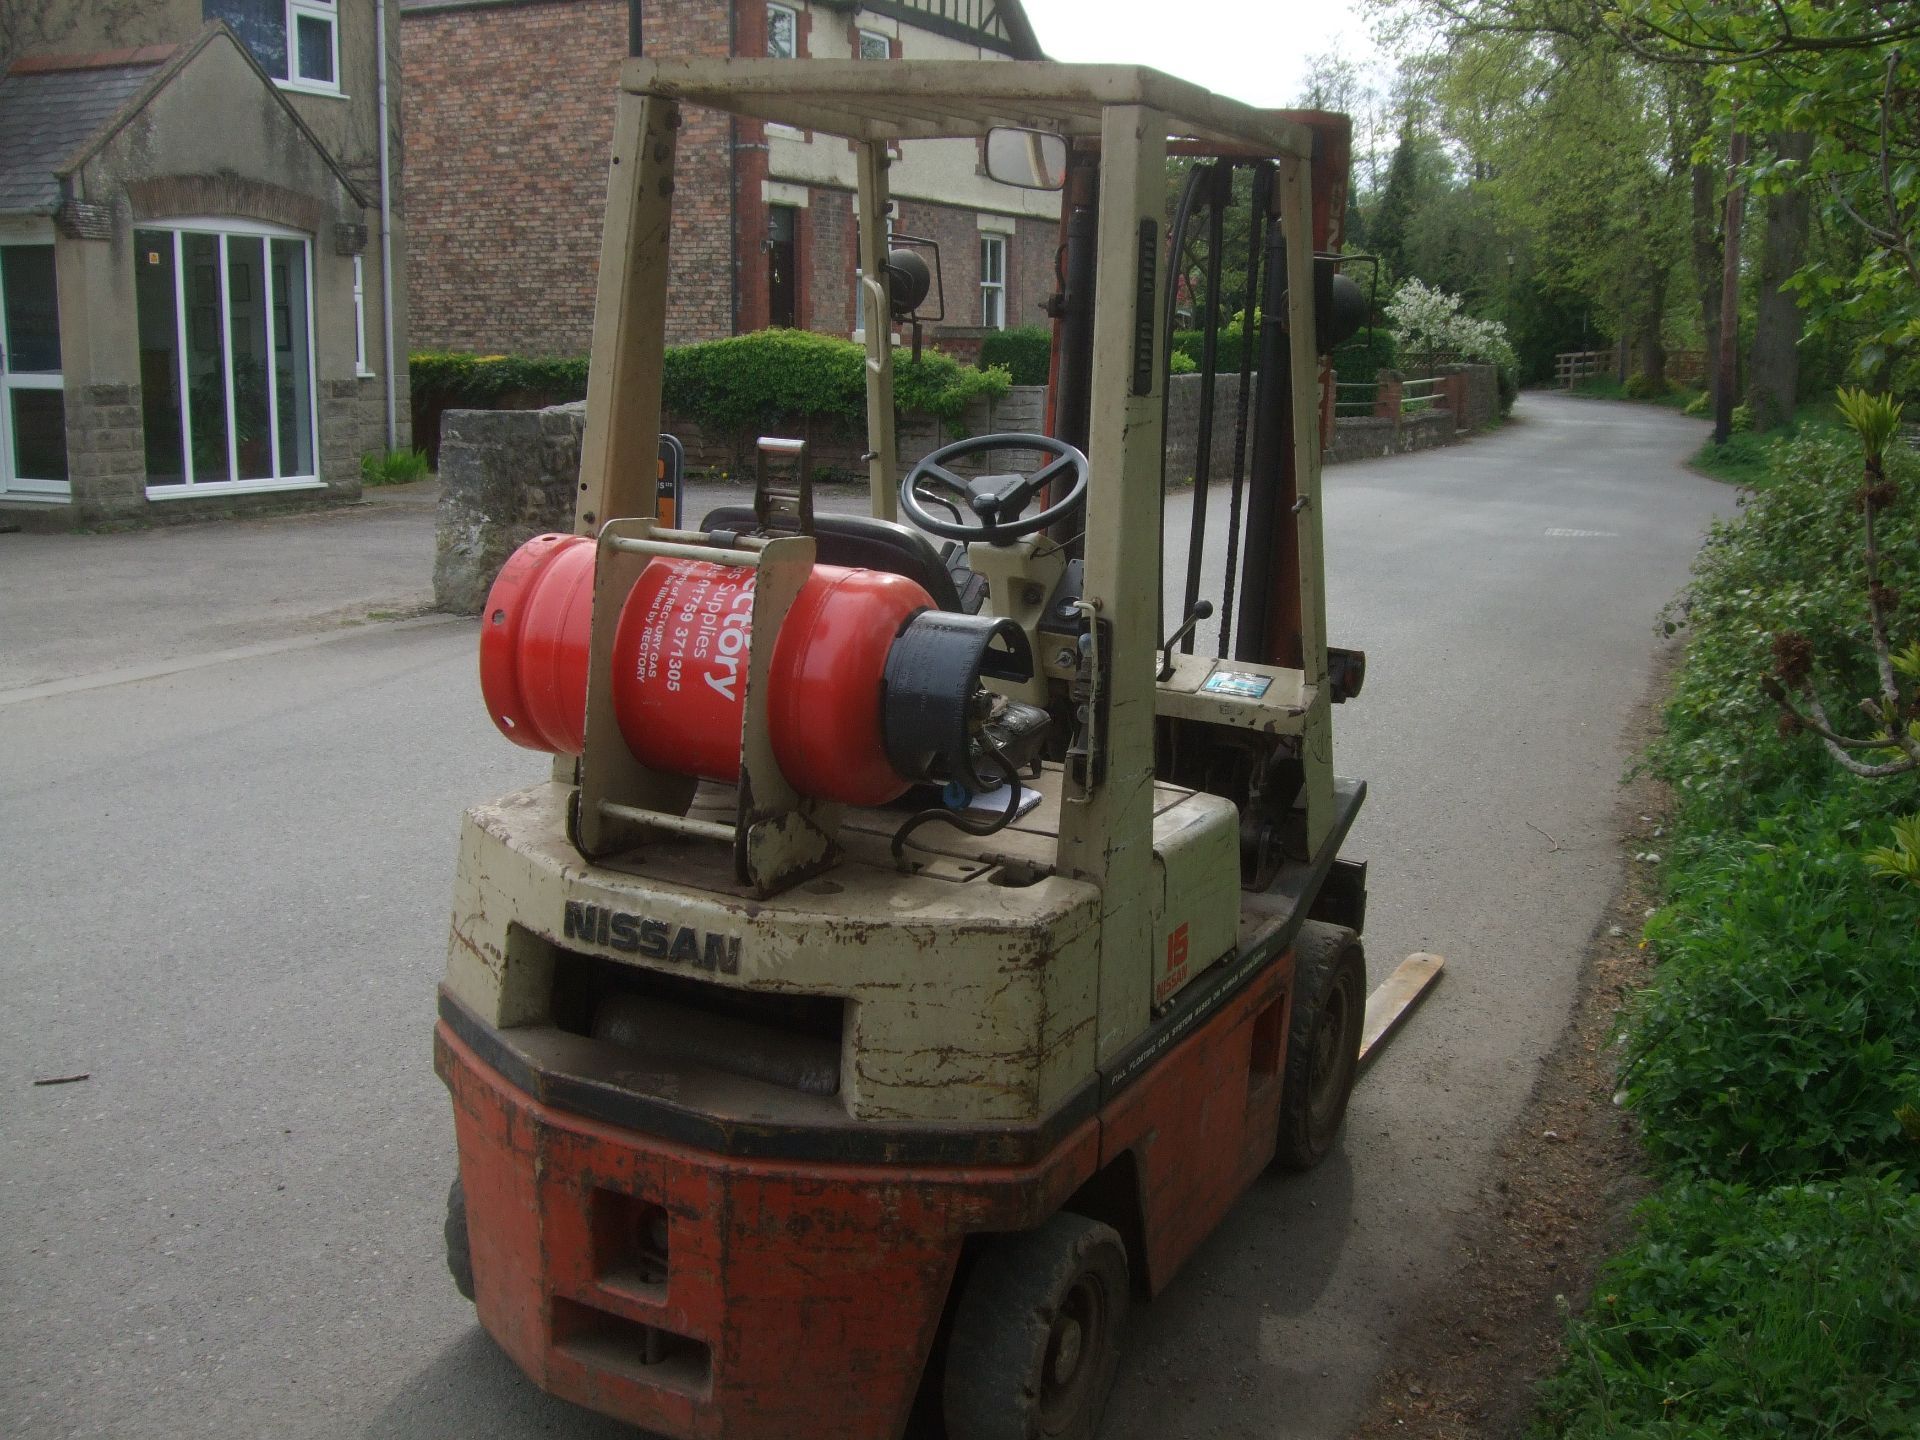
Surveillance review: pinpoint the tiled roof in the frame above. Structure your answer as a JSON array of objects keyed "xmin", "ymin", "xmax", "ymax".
[{"xmin": 0, "ymin": 59, "xmax": 163, "ymax": 216}]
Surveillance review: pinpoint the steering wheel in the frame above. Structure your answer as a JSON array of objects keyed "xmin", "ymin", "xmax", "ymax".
[{"xmin": 899, "ymin": 433, "xmax": 1090, "ymax": 545}]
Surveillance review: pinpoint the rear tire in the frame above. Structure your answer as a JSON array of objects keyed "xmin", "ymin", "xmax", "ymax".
[
  {"xmin": 445, "ymin": 1175, "xmax": 475, "ymax": 1302},
  {"xmin": 943, "ymin": 1212, "xmax": 1130, "ymax": 1440},
  {"xmin": 1275, "ymin": 923, "xmax": 1365, "ymax": 1172}
]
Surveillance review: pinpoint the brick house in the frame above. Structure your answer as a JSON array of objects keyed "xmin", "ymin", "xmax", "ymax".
[
  {"xmin": 0, "ymin": 1, "xmax": 408, "ymax": 529},
  {"xmin": 400, "ymin": 0, "xmax": 1060, "ymax": 357}
]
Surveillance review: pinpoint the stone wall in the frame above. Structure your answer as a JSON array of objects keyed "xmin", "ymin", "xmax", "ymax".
[
  {"xmin": 1324, "ymin": 411, "xmax": 1456, "ymax": 464},
  {"xmin": 59, "ymin": 383, "xmax": 148, "ymax": 527},
  {"xmin": 1437, "ymin": 363, "xmax": 1498, "ymax": 433},
  {"xmin": 432, "ymin": 406, "xmax": 590, "ymax": 614},
  {"xmin": 1165, "ymin": 371, "xmax": 1250, "ymax": 482}
]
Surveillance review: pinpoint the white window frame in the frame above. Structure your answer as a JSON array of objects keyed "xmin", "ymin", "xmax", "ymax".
[
  {"xmin": 0, "ymin": 224, "xmax": 69, "ymax": 503},
  {"xmin": 857, "ymin": 27, "xmax": 890, "ymax": 59},
  {"xmin": 352, "ymin": 254, "xmax": 374, "ymax": 377},
  {"xmin": 209, "ymin": 1, "xmax": 343, "ymax": 97},
  {"xmin": 766, "ymin": 3, "xmax": 799, "ymax": 59},
  {"xmin": 979, "ymin": 234, "xmax": 1007, "ymax": 329},
  {"xmin": 141, "ymin": 217, "xmax": 325, "ymax": 500}
]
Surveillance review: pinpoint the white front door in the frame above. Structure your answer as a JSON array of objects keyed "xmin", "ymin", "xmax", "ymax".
[{"xmin": 0, "ymin": 241, "xmax": 70, "ymax": 500}]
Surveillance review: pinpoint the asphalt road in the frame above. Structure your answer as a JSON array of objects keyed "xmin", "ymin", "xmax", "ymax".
[{"xmin": 0, "ymin": 393, "xmax": 1730, "ymax": 1439}]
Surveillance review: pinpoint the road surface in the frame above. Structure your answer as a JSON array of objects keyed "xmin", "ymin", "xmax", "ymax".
[{"xmin": 0, "ymin": 393, "xmax": 1730, "ymax": 1438}]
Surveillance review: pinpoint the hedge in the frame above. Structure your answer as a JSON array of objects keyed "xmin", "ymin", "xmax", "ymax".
[
  {"xmin": 1168, "ymin": 314, "xmax": 1397, "ymax": 392},
  {"xmin": 410, "ymin": 330, "xmax": 1012, "ymax": 462},
  {"xmin": 979, "ymin": 325, "xmax": 1052, "ymax": 386}
]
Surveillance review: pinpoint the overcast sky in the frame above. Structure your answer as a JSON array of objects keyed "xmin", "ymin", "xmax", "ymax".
[{"xmin": 1017, "ymin": 0, "xmax": 1392, "ymax": 109}]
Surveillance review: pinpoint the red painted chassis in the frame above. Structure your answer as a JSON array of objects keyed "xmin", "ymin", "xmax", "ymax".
[{"xmin": 435, "ymin": 946, "xmax": 1294, "ymax": 1440}]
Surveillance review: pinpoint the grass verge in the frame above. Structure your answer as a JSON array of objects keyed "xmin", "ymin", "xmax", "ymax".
[{"xmin": 1527, "ymin": 427, "xmax": 1920, "ymax": 1434}]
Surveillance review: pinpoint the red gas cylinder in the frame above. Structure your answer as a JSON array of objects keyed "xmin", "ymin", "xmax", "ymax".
[{"xmin": 479, "ymin": 534, "xmax": 933, "ymax": 806}]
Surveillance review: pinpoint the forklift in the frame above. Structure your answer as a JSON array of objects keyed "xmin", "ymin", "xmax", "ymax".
[{"xmin": 436, "ymin": 55, "xmax": 1435, "ymax": 1440}]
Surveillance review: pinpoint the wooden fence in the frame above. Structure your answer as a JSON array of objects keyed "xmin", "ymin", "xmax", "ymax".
[
  {"xmin": 1557, "ymin": 347, "xmax": 1707, "ymax": 389},
  {"xmin": 1555, "ymin": 350, "xmax": 1611, "ymax": 388}
]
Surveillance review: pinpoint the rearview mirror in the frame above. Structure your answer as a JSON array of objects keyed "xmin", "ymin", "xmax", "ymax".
[{"xmin": 985, "ymin": 127, "xmax": 1068, "ymax": 191}]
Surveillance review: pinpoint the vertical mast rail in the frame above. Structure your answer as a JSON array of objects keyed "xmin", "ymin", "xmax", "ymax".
[
  {"xmin": 1057, "ymin": 103, "xmax": 1168, "ymax": 1064},
  {"xmin": 1278, "ymin": 153, "xmax": 1334, "ymax": 854},
  {"xmin": 855, "ymin": 142, "xmax": 899, "ymax": 522},
  {"xmin": 575, "ymin": 91, "xmax": 680, "ymax": 535}
]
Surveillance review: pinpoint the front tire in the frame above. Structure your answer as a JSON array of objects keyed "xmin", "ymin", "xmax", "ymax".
[
  {"xmin": 445, "ymin": 1175, "xmax": 475, "ymax": 1302},
  {"xmin": 943, "ymin": 1212, "xmax": 1130, "ymax": 1440},
  {"xmin": 1275, "ymin": 923, "xmax": 1365, "ymax": 1171}
]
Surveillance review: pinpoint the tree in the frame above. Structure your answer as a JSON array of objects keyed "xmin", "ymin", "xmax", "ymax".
[
  {"xmin": 1371, "ymin": 114, "xmax": 1422, "ymax": 281},
  {"xmin": 1391, "ymin": 0, "xmax": 1920, "ymax": 390},
  {"xmin": 1426, "ymin": 26, "xmax": 1693, "ymax": 380}
]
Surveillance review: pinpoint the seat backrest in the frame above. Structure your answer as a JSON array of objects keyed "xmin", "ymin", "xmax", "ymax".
[{"xmin": 700, "ymin": 505, "xmax": 963, "ymax": 612}]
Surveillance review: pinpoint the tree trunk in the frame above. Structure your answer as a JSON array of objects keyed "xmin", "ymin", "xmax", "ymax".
[
  {"xmin": 1747, "ymin": 131, "xmax": 1813, "ymax": 432},
  {"xmin": 1691, "ymin": 159, "xmax": 1722, "ymax": 400},
  {"xmin": 1634, "ymin": 265, "xmax": 1669, "ymax": 386}
]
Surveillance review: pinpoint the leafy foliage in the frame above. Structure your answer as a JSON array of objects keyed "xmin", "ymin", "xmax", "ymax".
[
  {"xmin": 410, "ymin": 332, "xmax": 1010, "ymax": 442},
  {"xmin": 360, "ymin": 447, "xmax": 431, "ymax": 486},
  {"xmin": 1165, "ymin": 316, "xmax": 1399, "ymax": 399},
  {"xmin": 1533, "ymin": 1175, "xmax": 1920, "ymax": 1438},
  {"xmin": 1863, "ymin": 813, "xmax": 1920, "ymax": 886},
  {"xmin": 409, "ymin": 351, "xmax": 589, "ymax": 407},
  {"xmin": 1649, "ymin": 428, "xmax": 1916, "ymax": 820},
  {"xmin": 1385, "ymin": 278, "xmax": 1518, "ymax": 371},
  {"xmin": 978, "ymin": 325, "xmax": 1052, "ymax": 387},
  {"xmin": 1621, "ymin": 783, "xmax": 1920, "ymax": 1183}
]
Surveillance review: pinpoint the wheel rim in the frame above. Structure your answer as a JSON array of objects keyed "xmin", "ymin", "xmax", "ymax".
[
  {"xmin": 1305, "ymin": 969, "xmax": 1356, "ymax": 1138},
  {"xmin": 1037, "ymin": 1272, "xmax": 1106, "ymax": 1433}
]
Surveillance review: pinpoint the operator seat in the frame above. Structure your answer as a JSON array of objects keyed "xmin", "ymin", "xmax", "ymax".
[{"xmin": 700, "ymin": 505, "xmax": 973, "ymax": 613}]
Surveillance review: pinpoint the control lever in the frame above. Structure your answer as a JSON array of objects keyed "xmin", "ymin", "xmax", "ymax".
[{"xmin": 1158, "ymin": 601, "xmax": 1214, "ymax": 680}]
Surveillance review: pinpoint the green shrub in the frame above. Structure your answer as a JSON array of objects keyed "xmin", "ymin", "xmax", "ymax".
[
  {"xmin": 1624, "ymin": 370, "xmax": 1671, "ymax": 399},
  {"xmin": 1732, "ymin": 400, "xmax": 1753, "ymax": 433},
  {"xmin": 1683, "ymin": 389, "xmax": 1710, "ymax": 417},
  {"xmin": 1168, "ymin": 349, "xmax": 1198, "ymax": 375},
  {"xmin": 979, "ymin": 325, "xmax": 1052, "ymax": 386},
  {"xmin": 360, "ymin": 447, "xmax": 431, "ymax": 486},
  {"xmin": 410, "ymin": 332, "xmax": 1010, "ymax": 451},
  {"xmin": 1624, "ymin": 428, "xmax": 1920, "ymax": 1186},
  {"xmin": 1495, "ymin": 363, "xmax": 1518, "ymax": 416},
  {"xmin": 1652, "ymin": 429, "xmax": 1917, "ymax": 814},
  {"xmin": 1533, "ymin": 1176, "xmax": 1920, "ymax": 1438},
  {"xmin": 1336, "ymin": 328, "xmax": 1397, "ymax": 408},
  {"xmin": 1171, "ymin": 316, "xmax": 1251, "ymax": 373},
  {"xmin": 1621, "ymin": 786, "xmax": 1920, "ymax": 1184},
  {"xmin": 409, "ymin": 351, "xmax": 589, "ymax": 408}
]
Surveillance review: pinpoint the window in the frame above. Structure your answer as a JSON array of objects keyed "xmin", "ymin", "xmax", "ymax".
[
  {"xmin": 767, "ymin": 206, "xmax": 799, "ymax": 329},
  {"xmin": 979, "ymin": 235, "xmax": 1006, "ymax": 329},
  {"xmin": 0, "ymin": 242, "xmax": 68, "ymax": 498},
  {"xmin": 857, "ymin": 28, "xmax": 889, "ymax": 59},
  {"xmin": 206, "ymin": 0, "xmax": 339, "ymax": 93},
  {"xmin": 134, "ymin": 223, "xmax": 319, "ymax": 494},
  {"xmin": 352, "ymin": 255, "xmax": 373, "ymax": 376},
  {"xmin": 766, "ymin": 3, "xmax": 798, "ymax": 58}
]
